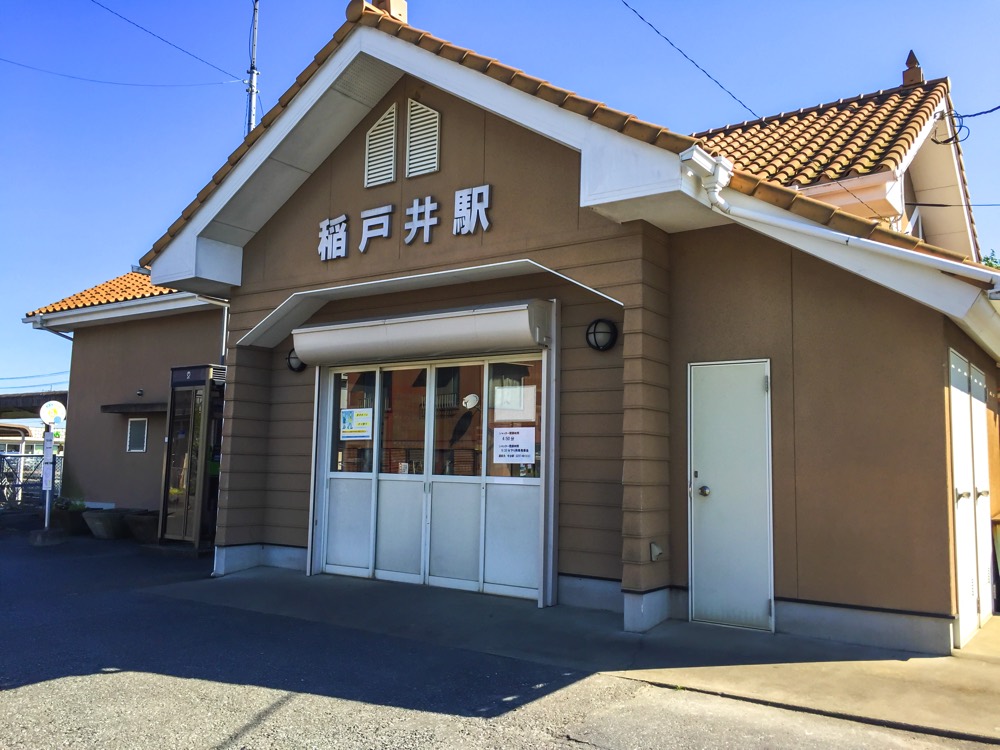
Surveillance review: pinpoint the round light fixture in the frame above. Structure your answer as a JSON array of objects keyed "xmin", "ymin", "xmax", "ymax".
[
  {"xmin": 286, "ymin": 348, "xmax": 307, "ymax": 373},
  {"xmin": 585, "ymin": 319, "xmax": 618, "ymax": 352}
]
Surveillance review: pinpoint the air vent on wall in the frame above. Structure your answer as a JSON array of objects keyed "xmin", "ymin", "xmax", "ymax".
[
  {"xmin": 406, "ymin": 99, "xmax": 440, "ymax": 178},
  {"xmin": 365, "ymin": 103, "xmax": 396, "ymax": 188}
]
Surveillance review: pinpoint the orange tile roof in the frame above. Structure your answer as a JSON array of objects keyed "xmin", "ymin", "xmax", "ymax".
[
  {"xmin": 26, "ymin": 271, "xmax": 177, "ymax": 318},
  {"xmin": 137, "ymin": 0, "xmax": 984, "ymax": 279},
  {"xmin": 695, "ymin": 80, "xmax": 950, "ymax": 187}
]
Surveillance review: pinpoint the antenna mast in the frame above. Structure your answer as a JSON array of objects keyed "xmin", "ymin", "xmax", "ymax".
[{"xmin": 245, "ymin": 0, "xmax": 260, "ymax": 136}]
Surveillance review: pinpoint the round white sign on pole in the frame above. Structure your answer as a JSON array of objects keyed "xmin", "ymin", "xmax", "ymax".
[{"xmin": 39, "ymin": 400, "xmax": 67, "ymax": 427}]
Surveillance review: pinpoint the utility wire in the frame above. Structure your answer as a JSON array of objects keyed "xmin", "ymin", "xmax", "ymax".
[
  {"xmin": 0, "ymin": 56, "xmax": 240, "ymax": 87},
  {"xmin": 0, "ymin": 382, "xmax": 69, "ymax": 391},
  {"xmin": 907, "ymin": 202, "xmax": 1000, "ymax": 208},
  {"xmin": 0, "ymin": 371, "xmax": 69, "ymax": 381},
  {"xmin": 933, "ymin": 105, "xmax": 1000, "ymax": 145},
  {"xmin": 87, "ymin": 0, "xmax": 241, "ymax": 80},
  {"xmin": 618, "ymin": 0, "xmax": 759, "ymax": 119},
  {"xmin": 958, "ymin": 103, "xmax": 1000, "ymax": 119}
]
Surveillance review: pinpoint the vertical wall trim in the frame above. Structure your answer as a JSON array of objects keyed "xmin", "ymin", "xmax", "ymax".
[
  {"xmin": 541, "ymin": 298, "xmax": 560, "ymax": 606},
  {"xmin": 305, "ymin": 366, "xmax": 322, "ymax": 576}
]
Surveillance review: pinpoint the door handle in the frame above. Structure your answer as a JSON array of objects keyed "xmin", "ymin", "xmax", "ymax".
[
  {"xmin": 956, "ymin": 489, "xmax": 971, "ymax": 501},
  {"xmin": 976, "ymin": 489, "xmax": 990, "ymax": 499},
  {"xmin": 698, "ymin": 485, "xmax": 711, "ymax": 497}
]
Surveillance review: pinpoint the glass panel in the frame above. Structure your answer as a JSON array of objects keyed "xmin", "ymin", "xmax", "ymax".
[
  {"xmin": 332, "ymin": 371, "xmax": 376, "ymax": 473},
  {"xmin": 164, "ymin": 389, "xmax": 194, "ymax": 539},
  {"xmin": 379, "ymin": 368, "xmax": 426, "ymax": 475},
  {"xmin": 184, "ymin": 389, "xmax": 204, "ymax": 540},
  {"xmin": 486, "ymin": 361, "xmax": 542, "ymax": 478},
  {"xmin": 432, "ymin": 364, "xmax": 483, "ymax": 476}
]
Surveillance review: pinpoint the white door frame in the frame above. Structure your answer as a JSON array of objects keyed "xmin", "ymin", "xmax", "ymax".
[
  {"xmin": 949, "ymin": 349, "xmax": 994, "ymax": 647},
  {"xmin": 688, "ymin": 358, "xmax": 774, "ymax": 632},
  {"xmin": 308, "ymin": 351, "xmax": 557, "ymax": 607}
]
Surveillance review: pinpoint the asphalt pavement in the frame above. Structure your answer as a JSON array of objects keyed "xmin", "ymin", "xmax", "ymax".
[{"xmin": 2, "ymin": 528, "xmax": 999, "ymax": 748}]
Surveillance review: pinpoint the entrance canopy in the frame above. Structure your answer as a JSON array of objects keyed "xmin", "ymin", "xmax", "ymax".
[
  {"xmin": 293, "ymin": 301, "xmax": 552, "ymax": 366},
  {"xmin": 239, "ymin": 259, "xmax": 621, "ymax": 350}
]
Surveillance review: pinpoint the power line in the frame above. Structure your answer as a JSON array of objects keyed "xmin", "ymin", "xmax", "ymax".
[
  {"xmin": 0, "ymin": 56, "xmax": 241, "ymax": 87},
  {"xmin": 933, "ymin": 105, "xmax": 1000, "ymax": 145},
  {"xmin": 958, "ymin": 104, "xmax": 1000, "ymax": 119},
  {"xmin": 0, "ymin": 371, "xmax": 69, "ymax": 381},
  {"xmin": 907, "ymin": 202, "xmax": 1000, "ymax": 208},
  {"xmin": 87, "ymin": 0, "xmax": 241, "ymax": 80},
  {"xmin": 618, "ymin": 0, "xmax": 759, "ymax": 120},
  {"xmin": 0, "ymin": 382, "xmax": 69, "ymax": 391}
]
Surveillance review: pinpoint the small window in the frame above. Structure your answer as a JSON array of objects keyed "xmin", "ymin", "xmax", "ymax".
[
  {"xmin": 364, "ymin": 104, "xmax": 397, "ymax": 188},
  {"xmin": 405, "ymin": 99, "xmax": 440, "ymax": 178},
  {"xmin": 127, "ymin": 418, "xmax": 148, "ymax": 453}
]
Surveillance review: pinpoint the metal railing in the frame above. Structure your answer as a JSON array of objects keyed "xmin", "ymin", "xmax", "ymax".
[{"xmin": 0, "ymin": 454, "xmax": 63, "ymax": 508}]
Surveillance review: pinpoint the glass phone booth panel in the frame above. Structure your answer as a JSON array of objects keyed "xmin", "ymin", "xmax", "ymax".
[{"xmin": 160, "ymin": 365, "xmax": 226, "ymax": 548}]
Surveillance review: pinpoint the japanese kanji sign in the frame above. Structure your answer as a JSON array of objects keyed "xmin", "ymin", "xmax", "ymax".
[{"xmin": 317, "ymin": 184, "xmax": 491, "ymax": 262}]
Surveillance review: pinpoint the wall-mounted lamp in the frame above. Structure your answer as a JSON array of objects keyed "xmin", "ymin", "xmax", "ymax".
[
  {"xmin": 585, "ymin": 319, "xmax": 618, "ymax": 352},
  {"xmin": 650, "ymin": 541, "xmax": 664, "ymax": 561},
  {"xmin": 286, "ymin": 349, "xmax": 307, "ymax": 373}
]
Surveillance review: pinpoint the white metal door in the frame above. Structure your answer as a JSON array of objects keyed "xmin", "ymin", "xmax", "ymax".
[
  {"xmin": 969, "ymin": 365, "xmax": 994, "ymax": 629},
  {"xmin": 951, "ymin": 352, "xmax": 993, "ymax": 646},
  {"xmin": 689, "ymin": 360, "xmax": 773, "ymax": 631},
  {"xmin": 319, "ymin": 359, "xmax": 547, "ymax": 603}
]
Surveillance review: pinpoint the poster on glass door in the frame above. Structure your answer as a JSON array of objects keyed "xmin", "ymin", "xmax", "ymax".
[
  {"xmin": 494, "ymin": 427, "xmax": 535, "ymax": 463},
  {"xmin": 340, "ymin": 408, "xmax": 373, "ymax": 440}
]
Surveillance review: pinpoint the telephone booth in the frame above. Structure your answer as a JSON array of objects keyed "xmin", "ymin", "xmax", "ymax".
[{"xmin": 159, "ymin": 364, "xmax": 226, "ymax": 549}]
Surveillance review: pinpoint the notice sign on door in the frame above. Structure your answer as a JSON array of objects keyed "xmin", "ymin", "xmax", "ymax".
[
  {"xmin": 493, "ymin": 427, "xmax": 535, "ymax": 464},
  {"xmin": 340, "ymin": 408, "xmax": 373, "ymax": 440}
]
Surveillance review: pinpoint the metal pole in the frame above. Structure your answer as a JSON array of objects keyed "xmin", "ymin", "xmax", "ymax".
[
  {"xmin": 246, "ymin": 0, "xmax": 260, "ymax": 136},
  {"xmin": 43, "ymin": 423, "xmax": 52, "ymax": 530}
]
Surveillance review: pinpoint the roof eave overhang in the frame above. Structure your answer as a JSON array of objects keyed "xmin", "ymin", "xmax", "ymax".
[
  {"xmin": 22, "ymin": 293, "xmax": 217, "ymax": 333},
  {"xmin": 146, "ymin": 25, "xmax": 721, "ymax": 295},
  {"xmin": 797, "ymin": 171, "xmax": 903, "ymax": 221},
  {"xmin": 239, "ymin": 259, "xmax": 621, "ymax": 349},
  {"xmin": 685, "ymin": 176, "xmax": 1000, "ymax": 361}
]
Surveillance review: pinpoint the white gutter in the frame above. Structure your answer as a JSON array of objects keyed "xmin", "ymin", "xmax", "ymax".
[
  {"xmin": 679, "ymin": 145, "xmax": 1000, "ymax": 289},
  {"xmin": 678, "ymin": 145, "xmax": 1000, "ymax": 361},
  {"xmin": 24, "ymin": 314, "xmax": 73, "ymax": 342}
]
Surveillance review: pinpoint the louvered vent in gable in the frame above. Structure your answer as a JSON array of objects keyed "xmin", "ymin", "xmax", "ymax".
[
  {"xmin": 406, "ymin": 99, "xmax": 440, "ymax": 178},
  {"xmin": 364, "ymin": 103, "xmax": 396, "ymax": 188}
]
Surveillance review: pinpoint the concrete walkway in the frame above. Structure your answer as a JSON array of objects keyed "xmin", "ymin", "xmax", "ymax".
[{"xmin": 153, "ymin": 566, "xmax": 1000, "ymax": 744}]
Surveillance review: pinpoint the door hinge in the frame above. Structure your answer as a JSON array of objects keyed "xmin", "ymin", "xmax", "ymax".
[
  {"xmin": 768, "ymin": 599, "xmax": 773, "ymax": 617},
  {"xmin": 764, "ymin": 375, "xmax": 770, "ymax": 393}
]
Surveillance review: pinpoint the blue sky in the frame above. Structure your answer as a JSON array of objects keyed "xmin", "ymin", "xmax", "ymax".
[{"xmin": 2, "ymin": 0, "xmax": 999, "ymax": 391}]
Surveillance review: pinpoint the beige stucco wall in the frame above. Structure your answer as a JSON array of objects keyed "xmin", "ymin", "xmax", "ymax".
[
  {"xmin": 217, "ymin": 77, "xmax": 664, "ymax": 583},
  {"xmin": 63, "ymin": 309, "xmax": 223, "ymax": 510},
  {"xmin": 667, "ymin": 224, "xmax": 1000, "ymax": 616}
]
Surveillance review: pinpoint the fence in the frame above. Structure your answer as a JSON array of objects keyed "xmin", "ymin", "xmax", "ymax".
[{"xmin": 0, "ymin": 454, "xmax": 64, "ymax": 508}]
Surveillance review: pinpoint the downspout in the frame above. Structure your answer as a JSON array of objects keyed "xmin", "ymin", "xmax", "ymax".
[
  {"xmin": 25, "ymin": 314, "xmax": 73, "ymax": 342},
  {"xmin": 679, "ymin": 145, "xmax": 1000, "ymax": 291}
]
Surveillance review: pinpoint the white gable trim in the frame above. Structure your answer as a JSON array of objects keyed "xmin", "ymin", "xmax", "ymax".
[{"xmin": 149, "ymin": 27, "xmax": 693, "ymax": 295}]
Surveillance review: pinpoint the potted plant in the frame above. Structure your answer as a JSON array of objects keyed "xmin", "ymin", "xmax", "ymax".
[{"xmin": 50, "ymin": 499, "xmax": 90, "ymax": 535}]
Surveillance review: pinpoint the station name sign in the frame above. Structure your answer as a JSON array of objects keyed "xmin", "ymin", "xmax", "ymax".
[{"xmin": 318, "ymin": 184, "xmax": 492, "ymax": 262}]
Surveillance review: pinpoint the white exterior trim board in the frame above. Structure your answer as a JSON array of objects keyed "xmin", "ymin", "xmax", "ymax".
[{"xmin": 23, "ymin": 293, "xmax": 216, "ymax": 332}]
